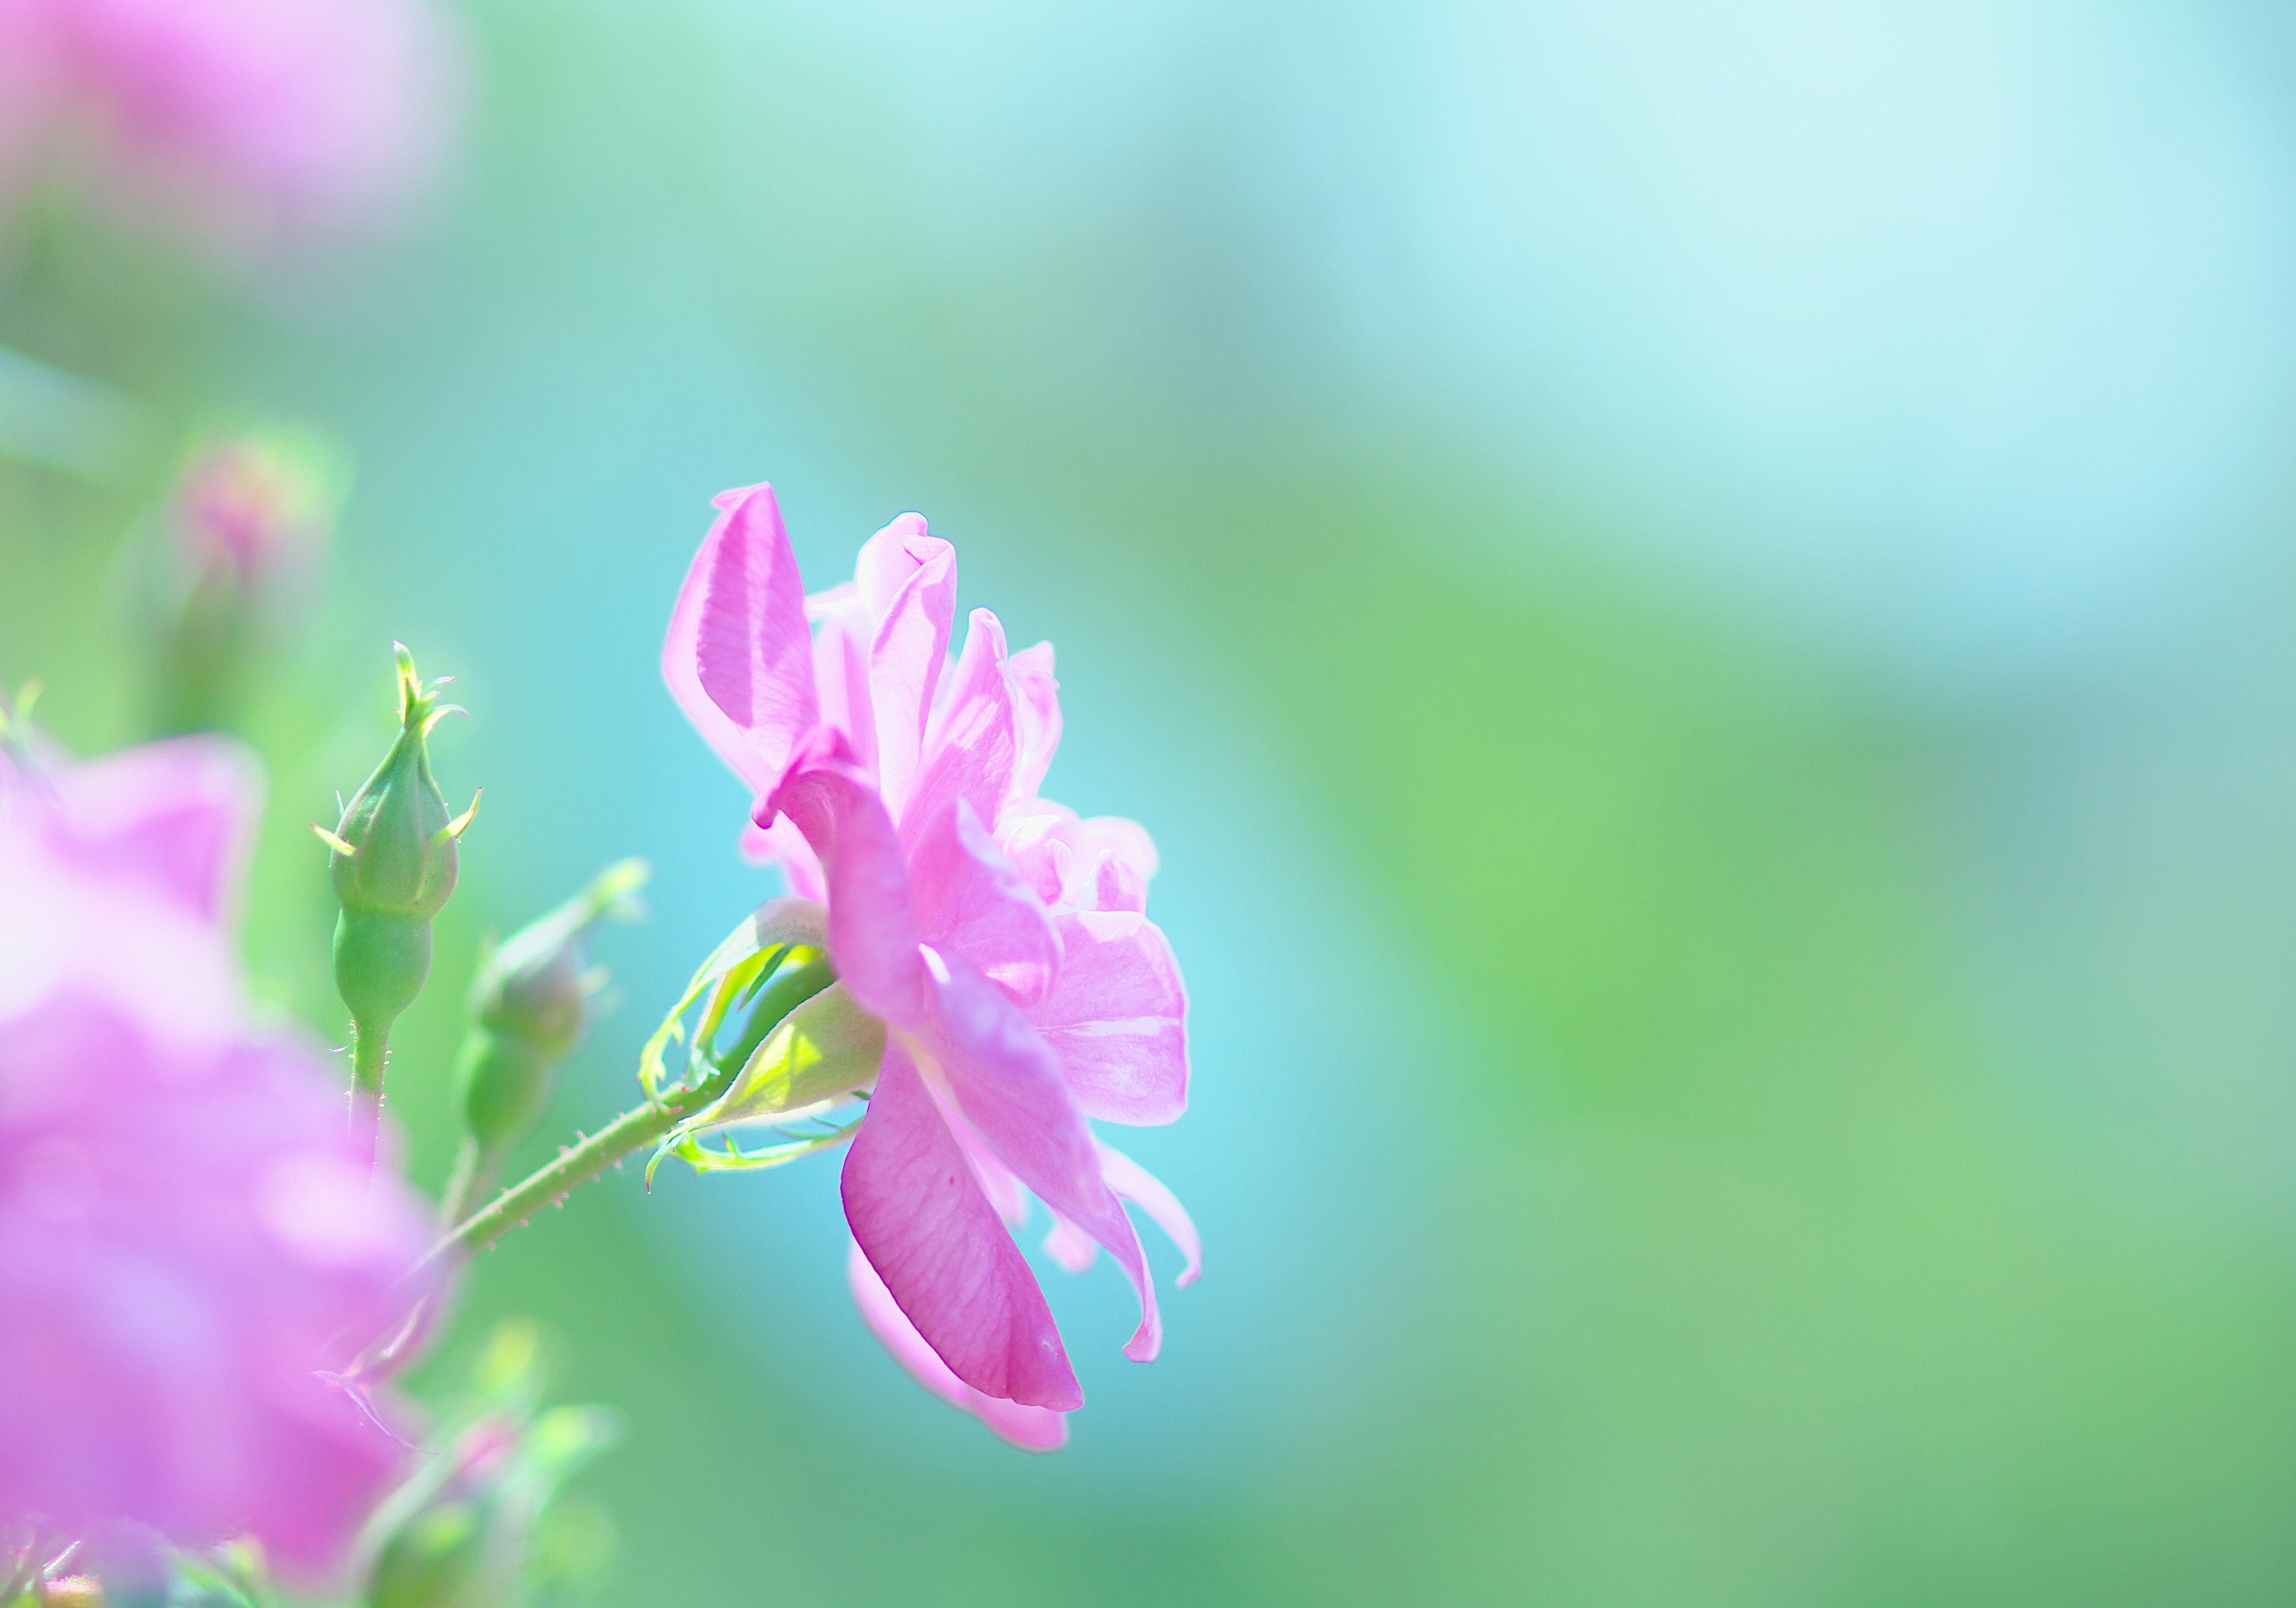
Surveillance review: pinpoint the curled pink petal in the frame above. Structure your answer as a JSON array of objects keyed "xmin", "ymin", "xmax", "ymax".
[
  {"xmin": 1090, "ymin": 852, "xmax": 1148, "ymax": 915},
  {"xmin": 841, "ymin": 1043, "xmax": 1081, "ymax": 1411},
  {"xmin": 662, "ymin": 483, "xmax": 818, "ymax": 792},
  {"xmin": 998, "ymin": 809, "xmax": 1076, "ymax": 907},
  {"xmin": 1054, "ymin": 815, "xmax": 1160, "ymax": 909},
  {"xmin": 903, "ymin": 608, "xmax": 1018, "ymax": 845},
  {"xmin": 907, "ymin": 799, "xmax": 1061, "ymax": 1009},
  {"xmin": 914, "ymin": 948, "xmax": 1161, "ymax": 1364},
  {"xmin": 1095, "ymin": 1140, "xmax": 1201, "ymax": 1287},
  {"xmin": 1030, "ymin": 910, "xmax": 1189, "ymax": 1125},
  {"xmin": 847, "ymin": 1241, "xmax": 1068, "ymax": 1451},
  {"xmin": 862, "ymin": 519, "xmax": 956, "ymax": 818},
  {"xmin": 808, "ymin": 585, "xmax": 878, "ymax": 778},
  {"xmin": 765, "ymin": 733, "xmax": 922, "ymax": 1027}
]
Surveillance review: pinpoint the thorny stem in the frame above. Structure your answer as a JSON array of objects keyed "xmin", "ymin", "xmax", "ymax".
[
  {"xmin": 391, "ymin": 945, "xmax": 841, "ymax": 1338},
  {"xmin": 408, "ymin": 1063, "xmax": 738, "ymax": 1284},
  {"xmin": 348, "ymin": 1017, "xmax": 390, "ymax": 1168}
]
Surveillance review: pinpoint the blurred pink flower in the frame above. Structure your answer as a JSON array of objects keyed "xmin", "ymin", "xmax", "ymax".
[
  {"xmin": 665, "ymin": 483, "xmax": 1199, "ymax": 1450},
  {"xmin": 0, "ymin": 732, "xmax": 433, "ymax": 1576},
  {"xmin": 0, "ymin": 0, "xmax": 465, "ymax": 246},
  {"xmin": 171, "ymin": 427, "xmax": 340, "ymax": 587}
]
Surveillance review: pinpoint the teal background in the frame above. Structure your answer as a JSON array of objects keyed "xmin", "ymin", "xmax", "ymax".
[{"xmin": 9, "ymin": 2, "xmax": 2296, "ymax": 1601}]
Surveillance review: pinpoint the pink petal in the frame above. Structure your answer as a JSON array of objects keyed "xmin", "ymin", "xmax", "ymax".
[
  {"xmin": 763, "ymin": 733, "xmax": 921, "ymax": 1026},
  {"xmin": 1007, "ymin": 640, "xmax": 1062, "ymax": 804},
  {"xmin": 1095, "ymin": 1140, "xmax": 1201, "ymax": 1286},
  {"xmin": 1030, "ymin": 909, "xmax": 1188, "ymax": 1126},
  {"xmin": 47, "ymin": 735, "xmax": 261, "ymax": 925},
  {"xmin": 949, "ymin": 1107, "xmax": 1030, "ymax": 1228},
  {"xmin": 1041, "ymin": 1211, "xmax": 1097, "ymax": 1275},
  {"xmin": 914, "ymin": 948, "xmax": 1162, "ymax": 1362},
  {"xmin": 859, "ymin": 516, "xmax": 956, "ymax": 819},
  {"xmin": 840, "ymin": 1042, "xmax": 1081, "ymax": 1411},
  {"xmin": 907, "ymin": 798, "xmax": 1061, "ymax": 1009},
  {"xmin": 1054, "ymin": 815, "xmax": 1159, "ymax": 910},
  {"xmin": 739, "ymin": 811, "xmax": 827, "ymax": 898},
  {"xmin": 662, "ymin": 484, "xmax": 819, "ymax": 791},
  {"xmin": 808, "ymin": 585, "xmax": 879, "ymax": 778},
  {"xmin": 903, "ymin": 608, "xmax": 1019, "ymax": 845},
  {"xmin": 847, "ymin": 1241, "xmax": 1068, "ymax": 1451},
  {"xmin": 997, "ymin": 807, "xmax": 1076, "ymax": 907},
  {"xmin": 1090, "ymin": 852, "xmax": 1148, "ymax": 914},
  {"xmin": 853, "ymin": 512, "xmax": 936, "ymax": 620}
]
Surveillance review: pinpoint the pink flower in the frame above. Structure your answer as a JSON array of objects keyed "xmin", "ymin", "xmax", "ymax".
[
  {"xmin": 0, "ymin": 732, "xmax": 433, "ymax": 1576},
  {"xmin": 170, "ymin": 426, "xmax": 340, "ymax": 590},
  {"xmin": 665, "ymin": 483, "xmax": 1200, "ymax": 1449},
  {"xmin": 0, "ymin": 0, "xmax": 465, "ymax": 246}
]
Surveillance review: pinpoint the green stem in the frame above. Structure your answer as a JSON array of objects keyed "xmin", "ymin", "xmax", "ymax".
[
  {"xmin": 438, "ymin": 1136, "xmax": 499, "ymax": 1230},
  {"xmin": 411, "ymin": 1069, "xmax": 734, "ymax": 1283},
  {"xmin": 349, "ymin": 1016, "xmax": 390, "ymax": 1167},
  {"xmin": 410, "ymin": 947, "xmax": 836, "ymax": 1283}
]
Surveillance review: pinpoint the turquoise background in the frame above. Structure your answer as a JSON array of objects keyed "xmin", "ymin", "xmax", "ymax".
[{"xmin": 8, "ymin": 2, "xmax": 2296, "ymax": 1601}]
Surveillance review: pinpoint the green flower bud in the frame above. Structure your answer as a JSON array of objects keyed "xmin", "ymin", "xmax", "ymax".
[
  {"xmin": 329, "ymin": 644, "xmax": 468, "ymax": 914},
  {"xmin": 455, "ymin": 860, "xmax": 648, "ymax": 1155},
  {"xmin": 319, "ymin": 644, "xmax": 476, "ymax": 1154}
]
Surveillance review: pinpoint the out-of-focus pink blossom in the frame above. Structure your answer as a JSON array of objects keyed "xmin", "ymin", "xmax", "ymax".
[
  {"xmin": 0, "ymin": 0, "xmax": 466, "ymax": 246},
  {"xmin": 0, "ymin": 732, "xmax": 433, "ymax": 1577},
  {"xmin": 665, "ymin": 483, "xmax": 1198, "ymax": 1449},
  {"xmin": 170, "ymin": 426, "xmax": 341, "ymax": 589}
]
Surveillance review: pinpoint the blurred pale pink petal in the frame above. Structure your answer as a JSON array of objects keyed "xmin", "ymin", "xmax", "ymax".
[
  {"xmin": 846, "ymin": 1241, "xmax": 1067, "ymax": 1452},
  {"xmin": 841, "ymin": 1043, "xmax": 1080, "ymax": 1411},
  {"xmin": 0, "ymin": 735, "xmax": 434, "ymax": 1578},
  {"xmin": 0, "ymin": 0, "xmax": 65, "ymax": 209},
  {"xmin": 49, "ymin": 0, "xmax": 468, "ymax": 244},
  {"xmin": 42, "ymin": 733, "xmax": 261, "ymax": 926}
]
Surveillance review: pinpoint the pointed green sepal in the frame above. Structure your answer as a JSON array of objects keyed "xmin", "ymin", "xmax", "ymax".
[{"xmin": 637, "ymin": 896, "xmax": 828, "ymax": 1101}]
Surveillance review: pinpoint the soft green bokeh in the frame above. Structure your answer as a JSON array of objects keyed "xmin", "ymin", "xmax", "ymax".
[{"xmin": 6, "ymin": 2, "xmax": 2296, "ymax": 1603}]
